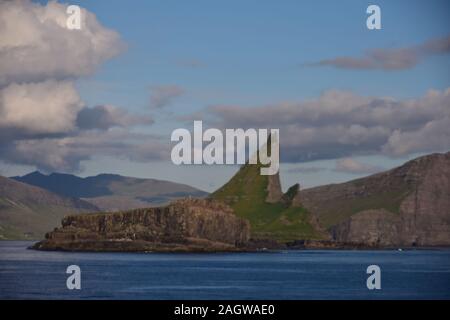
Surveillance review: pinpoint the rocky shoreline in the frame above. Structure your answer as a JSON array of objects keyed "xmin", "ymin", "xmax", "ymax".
[
  {"xmin": 31, "ymin": 238, "xmax": 449, "ymax": 253},
  {"xmin": 32, "ymin": 198, "xmax": 251, "ymax": 253}
]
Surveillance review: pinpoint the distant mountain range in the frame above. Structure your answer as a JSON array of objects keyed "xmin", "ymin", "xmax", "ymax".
[
  {"xmin": 0, "ymin": 176, "xmax": 97, "ymax": 240},
  {"xmin": 12, "ymin": 171, "xmax": 208, "ymax": 211},
  {"xmin": 1, "ymin": 172, "xmax": 207, "ymax": 239}
]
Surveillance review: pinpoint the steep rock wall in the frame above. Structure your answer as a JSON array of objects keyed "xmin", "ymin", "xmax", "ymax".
[{"xmin": 33, "ymin": 198, "xmax": 250, "ymax": 252}]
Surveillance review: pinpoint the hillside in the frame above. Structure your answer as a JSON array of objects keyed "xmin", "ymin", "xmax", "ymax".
[
  {"xmin": 299, "ymin": 152, "xmax": 450, "ymax": 246},
  {"xmin": 13, "ymin": 172, "xmax": 208, "ymax": 211},
  {"xmin": 0, "ymin": 176, "xmax": 98, "ymax": 240},
  {"xmin": 211, "ymin": 155, "xmax": 325, "ymax": 241},
  {"xmin": 211, "ymin": 150, "xmax": 450, "ymax": 246}
]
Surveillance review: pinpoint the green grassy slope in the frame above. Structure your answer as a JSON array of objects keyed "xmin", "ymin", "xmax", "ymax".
[
  {"xmin": 211, "ymin": 162, "xmax": 323, "ymax": 241},
  {"xmin": 0, "ymin": 176, "xmax": 97, "ymax": 240}
]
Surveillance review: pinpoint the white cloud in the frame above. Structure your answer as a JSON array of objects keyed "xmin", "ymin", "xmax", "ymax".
[
  {"xmin": 0, "ymin": 0, "xmax": 124, "ymax": 85},
  {"xmin": 195, "ymin": 88, "xmax": 450, "ymax": 162},
  {"xmin": 383, "ymin": 116, "xmax": 450, "ymax": 156},
  {"xmin": 0, "ymin": 1, "xmax": 165, "ymax": 173},
  {"xmin": 0, "ymin": 80, "xmax": 83, "ymax": 134}
]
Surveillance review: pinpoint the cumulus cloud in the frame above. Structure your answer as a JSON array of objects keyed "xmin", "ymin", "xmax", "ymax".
[
  {"xmin": 0, "ymin": 0, "xmax": 124, "ymax": 85},
  {"xmin": 0, "ymin": 1, "xmax": 163, "ymax": 173},
  {"xmin": 383, "ymin": 116, "xmax": 450, "ymax": 156},
  {"xmin": 312, "ymin": 35, "xmax": 450, "ymax": 71},
  {"xmin": 76, "ymin": 105, "xmax": 153, "ymax": 130},
  {"xmin": 189, "ymin": 88, "xmax": 450, "ymax": 162},
  {"xmin": 149, "ymin": 85, "xmax": 184, "ymax": 109},
  {"xmin": 334, "ymin": 158, "xmax": 384, "ymax": 174},
  {"xmin": 0, "ymin": 80, "xmax": 83, "ymax": 135}
]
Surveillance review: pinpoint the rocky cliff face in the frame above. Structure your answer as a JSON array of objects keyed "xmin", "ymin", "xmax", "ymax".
[
  {"xmin": 306, "ymin": 152, "xmax": 450, "ymax": 246},
  {"xmin": 33, "ymin": 198, "xmax": 250, "ymax": 252}
]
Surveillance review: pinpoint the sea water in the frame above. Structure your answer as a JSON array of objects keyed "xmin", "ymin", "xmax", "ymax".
[{"xmin": 0, "ymin": 241, "xmax": 449, "ymax": 299}]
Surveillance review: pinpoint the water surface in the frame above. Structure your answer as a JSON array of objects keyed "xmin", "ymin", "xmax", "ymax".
[{"xmin": 0, "ymin": 241, "xmax": 449, "ymax": 299}]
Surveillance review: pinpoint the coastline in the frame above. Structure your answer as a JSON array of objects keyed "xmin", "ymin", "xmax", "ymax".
[{"xmin": 25, "ymin": 238, "xmax": 450, "ymax": 253}]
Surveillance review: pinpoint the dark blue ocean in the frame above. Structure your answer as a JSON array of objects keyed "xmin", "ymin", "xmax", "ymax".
[{"xmin": 0, "ymin": 241, "xmax": 449, "ymax": 299}]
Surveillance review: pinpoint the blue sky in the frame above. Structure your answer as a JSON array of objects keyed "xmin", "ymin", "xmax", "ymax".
[
  {"xmin": 76, "ymin": 0, "xmax": 450, "ymax": 106},
  {"xmin": 2, "ymin": 0, "xmax": 450, "ymax": 191}
]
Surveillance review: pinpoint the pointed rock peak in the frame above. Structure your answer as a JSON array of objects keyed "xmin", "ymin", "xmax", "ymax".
[
  {"xmin": 281, "ymin": 183, "xmax": 301, "ymax": 207},
  {"xmin": 212, "ymin": 131, "xmax": 283, "ymax": 205},
  {"xmin": 261, "ymin": 132, "xmax": 282, "ymax": 203},
  {"xmin": 265, "ymin": 173, "xmax": 283, "ymax": 203}
]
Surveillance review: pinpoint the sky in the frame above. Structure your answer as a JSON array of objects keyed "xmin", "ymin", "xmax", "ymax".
[{"xmin": 0, "ymin": 0, "xmax": 449, "ymax": 192}]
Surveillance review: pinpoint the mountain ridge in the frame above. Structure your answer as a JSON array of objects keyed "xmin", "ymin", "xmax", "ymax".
[
  {"xmin": 0, "ymin": 175, "xmax": 98, "ymax": 239},
  {"xmin": 12, "ymin": 171, "xmax": 208, "ymax": 211},
  {"xmin": 299, "ymin": 151, "xmax": 450, "ymax": 246}
]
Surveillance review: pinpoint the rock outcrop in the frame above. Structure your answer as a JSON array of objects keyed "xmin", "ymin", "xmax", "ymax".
[
  {"xmin": 265, "ymin": 173, "xmax": 283, "ymax": 203},
  {"xmin": 211, "ymin": 145, "xmax": 324, "ymax": 241},
  {"xmin": 33, "ymin": 198, "xmax": 250, "ymax": 252}
]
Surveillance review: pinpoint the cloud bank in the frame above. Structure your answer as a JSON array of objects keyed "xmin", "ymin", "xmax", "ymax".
[
  {"xmin": 191, "ymin": 88, "xmax": 450, "ymax": 162},
  {"xmin": 0, "ymin": 0, "xmax": 164, "ymax": 172}
]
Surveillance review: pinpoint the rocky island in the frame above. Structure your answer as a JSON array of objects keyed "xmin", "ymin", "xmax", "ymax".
[{"xmin": 33, "ymin": 198, "xmax": 250, "ymax": 252}]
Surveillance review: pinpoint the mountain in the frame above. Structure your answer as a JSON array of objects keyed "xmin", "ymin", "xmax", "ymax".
[
  {"xmin": 212, "ymin": 151, "xmax": 450, "ymax": 247},
  {"xmin": 0, "ymin": 175, "xmax": 98, "ymax": 240},
  {"xmin": 12, "ymin": 172, "xmax": 208, "ymax": 211},
  {"xmin": 210, "ymin": 138, "xmax": 326, "ymax": 241},
  {"xmin": 299, "ymin": 152, "xmax": 450, "ymax": 247}
]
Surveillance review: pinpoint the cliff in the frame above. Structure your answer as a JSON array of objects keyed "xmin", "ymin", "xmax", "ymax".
[
  {"xmin": 301, "ymin": 152, "xmax": 450, "ymax": 247},
  {"xmin": 33, "ymin": 198, "xmax": 250, "ymax": 252}
]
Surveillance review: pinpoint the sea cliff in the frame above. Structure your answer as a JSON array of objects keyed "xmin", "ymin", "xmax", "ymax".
[{"xmin": 33, "ymin": 198, "xmax": 250, "ymax": 252}]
